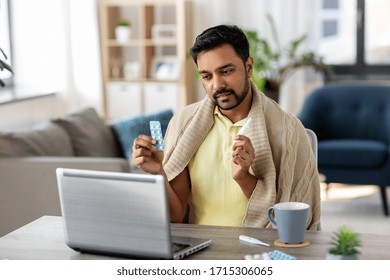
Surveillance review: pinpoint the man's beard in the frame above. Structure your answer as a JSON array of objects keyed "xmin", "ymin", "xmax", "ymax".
[{"xmin": 212, "ymin": 76, "xmax": 250, "ymax": 110}]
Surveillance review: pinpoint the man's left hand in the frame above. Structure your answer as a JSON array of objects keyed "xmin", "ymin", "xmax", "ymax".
[{"xmin": 231, "ymin": 135, "xmax": 255, "ymax": 180}]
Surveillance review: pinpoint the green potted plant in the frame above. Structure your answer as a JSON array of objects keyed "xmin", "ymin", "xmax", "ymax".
[
  {"xmin": 246, "ymin": 14, "xmax": 331, "ymax": 102},
  {"xmin": 115, "ymin": 19, "xmax": 132, "ymax": 43},
  {"xmin": 326, "ymin": 226, "xmax": 361, "ymax": 260},
  {"xmin": 0, "ymin": 47, "xmax": 13, "ymax": 87}
]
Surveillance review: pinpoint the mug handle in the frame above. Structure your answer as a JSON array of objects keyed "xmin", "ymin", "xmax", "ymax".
[{"xmin": 267, "ymin": 207, "xmax": 277, "ymax": 228}]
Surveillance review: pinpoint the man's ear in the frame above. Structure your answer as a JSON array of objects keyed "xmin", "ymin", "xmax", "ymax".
[{"xmin": 246, "ymin": 56, "xmax": 254, "ymax": 76}]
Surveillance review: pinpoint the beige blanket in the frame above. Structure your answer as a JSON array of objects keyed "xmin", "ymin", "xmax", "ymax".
[{"xmin": 163, "ymin": 81, "xmax": 321, "ymax": 230}]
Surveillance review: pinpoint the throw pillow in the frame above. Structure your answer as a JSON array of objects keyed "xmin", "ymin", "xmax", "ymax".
[
  {"xmin": 113, "ymin": 109, "xmax": 173, "ymax": 160},
  {"xmin": 0, "ymin": 121, "xmax": 74, "ymax": 157},
  {"xmin": 53, "ymin": 107, "xmax": 120, "ymax": 157}
]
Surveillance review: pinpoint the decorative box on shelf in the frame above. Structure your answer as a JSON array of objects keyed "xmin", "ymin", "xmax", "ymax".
[{"xmin": 152, "ymin": 24, "xmax": 176, "ymax": 40}]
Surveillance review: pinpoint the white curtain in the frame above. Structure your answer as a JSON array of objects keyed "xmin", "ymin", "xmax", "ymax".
[{"xmin": 11, "ymin": 0, "xmax": 103, "ymax": 115}]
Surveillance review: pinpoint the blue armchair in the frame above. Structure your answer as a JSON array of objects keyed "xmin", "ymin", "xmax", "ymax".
[{"xmin": 298, "ymin": 83, "xmax": 390, "ymax": 216}]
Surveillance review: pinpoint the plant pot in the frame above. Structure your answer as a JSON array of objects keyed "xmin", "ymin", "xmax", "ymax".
[
  {"xmin": 115, "ymin": 26, "xmax": 131, "ymax": 43},
  {"xmin": 326, "ymin": 253, "xmax": 359, "ymax": 260}
]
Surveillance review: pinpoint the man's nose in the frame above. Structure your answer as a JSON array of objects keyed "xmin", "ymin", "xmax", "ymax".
[{"xmin": 213, "ymin": 75, "xmax": 226, "ymax": 91}]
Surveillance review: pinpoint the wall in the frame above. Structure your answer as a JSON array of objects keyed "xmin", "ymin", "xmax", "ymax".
[{"xmin": 0, "ymin": 95, "xmax": 65, "ymax": 129}]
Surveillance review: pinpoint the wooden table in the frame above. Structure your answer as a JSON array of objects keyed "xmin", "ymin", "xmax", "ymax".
[{"xmin": 1, "ymin": 216, "xmax": 389, "ymax": 260}]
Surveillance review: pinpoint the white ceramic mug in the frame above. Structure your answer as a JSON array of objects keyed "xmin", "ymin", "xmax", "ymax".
[{"xmin": 267, "ymin": 202, "xmax": 309, "ymax": 244}]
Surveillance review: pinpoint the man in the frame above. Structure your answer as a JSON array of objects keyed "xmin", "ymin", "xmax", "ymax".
[{"xmin": 132, "ymin": 25, "xmax": 320, "ymax": 230}]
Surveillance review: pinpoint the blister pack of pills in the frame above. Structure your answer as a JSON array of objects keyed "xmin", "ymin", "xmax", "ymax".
[
  {"xmin": 265, "ymin": 250, "xmax": 297, "ymax": 260},
  {"xmin": 149, "ymin": 121, "xmax": 164, "ymax": 150}
]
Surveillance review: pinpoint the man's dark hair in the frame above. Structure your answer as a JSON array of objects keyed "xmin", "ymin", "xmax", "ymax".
[{"xmin": 189, "ymin": 25, "xmax": 250, "ymax": 65}]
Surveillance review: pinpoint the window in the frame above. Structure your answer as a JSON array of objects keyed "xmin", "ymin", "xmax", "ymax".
[
  {"xmin": 323, "ymin": 0, "xmax": 339, "ymax": 9},
  {"xmin": 315, "ymin": 0, "xmax": 390, "ymax": 79},
  {"xmin": 0, "ymin": 0, "xmax": 12, "ymax": 86},
  {"xmin": 322, "ymin": 20, "xmax": 338, "ymax": 37},
  {"xmin": 365, "ymin": 0, "xmax": 390, "ymax": 65}
]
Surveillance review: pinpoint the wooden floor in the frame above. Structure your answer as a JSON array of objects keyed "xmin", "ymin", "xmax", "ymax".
[{"xmin": 320, "ymin": 184, "xmax": 390, "ymax": 235}]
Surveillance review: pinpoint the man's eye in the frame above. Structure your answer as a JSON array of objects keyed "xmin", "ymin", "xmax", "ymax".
[
  {"xmin": 201, "ymin": 74, "xmax": 210, "ymax": 80},
  {"xmin": 223, "ymin": 69, "xmax": 233, "ymax": 74}
]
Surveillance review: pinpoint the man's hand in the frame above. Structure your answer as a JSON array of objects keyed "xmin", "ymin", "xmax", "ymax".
[
  {"xmin": 232, "ymin": 135, "xmax": 257, "ymax": 198},
  {"xmin": 132, "ymin": 134, "xmax": 164, "ymax": 174},
  {"xmin": 232, "ymin": 135, "xmax": 255, "ymax": 179}
]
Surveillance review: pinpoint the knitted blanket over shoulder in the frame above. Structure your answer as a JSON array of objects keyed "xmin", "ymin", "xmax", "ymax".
[{"xmin": 163, "ymin": 81, "xmax": 321, "ymax": 230}]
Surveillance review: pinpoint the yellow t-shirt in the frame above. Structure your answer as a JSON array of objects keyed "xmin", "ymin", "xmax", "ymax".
[{"xmin": 188, "ymin": 108, "xmax": 249, "ymax": 226}]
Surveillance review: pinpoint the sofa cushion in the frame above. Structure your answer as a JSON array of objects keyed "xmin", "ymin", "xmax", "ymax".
[
  {"xmin": 53, "ymin": 107, "xmax": 120, "ymax": 157},
  {"xmin": 0, "ymin": 122, "xmax": 74, "ymax": 157},
  {"xmin": 318, "ymin": 139, "xmax": 387, "ymax": 167},
  {"xmin": 113, "ymin": 109, "xmax": 173, "ymax": 160}
]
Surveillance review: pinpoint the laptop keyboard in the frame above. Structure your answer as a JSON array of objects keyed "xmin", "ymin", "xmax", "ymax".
[{"xmin": 171, "ymin": 242, "xmax": 190, "ymax": 253}]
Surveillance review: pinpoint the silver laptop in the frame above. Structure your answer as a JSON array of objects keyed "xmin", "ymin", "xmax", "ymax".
[{"xmin": 56, "ymin": 168, "xmax": 211, "ymax": 259}]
